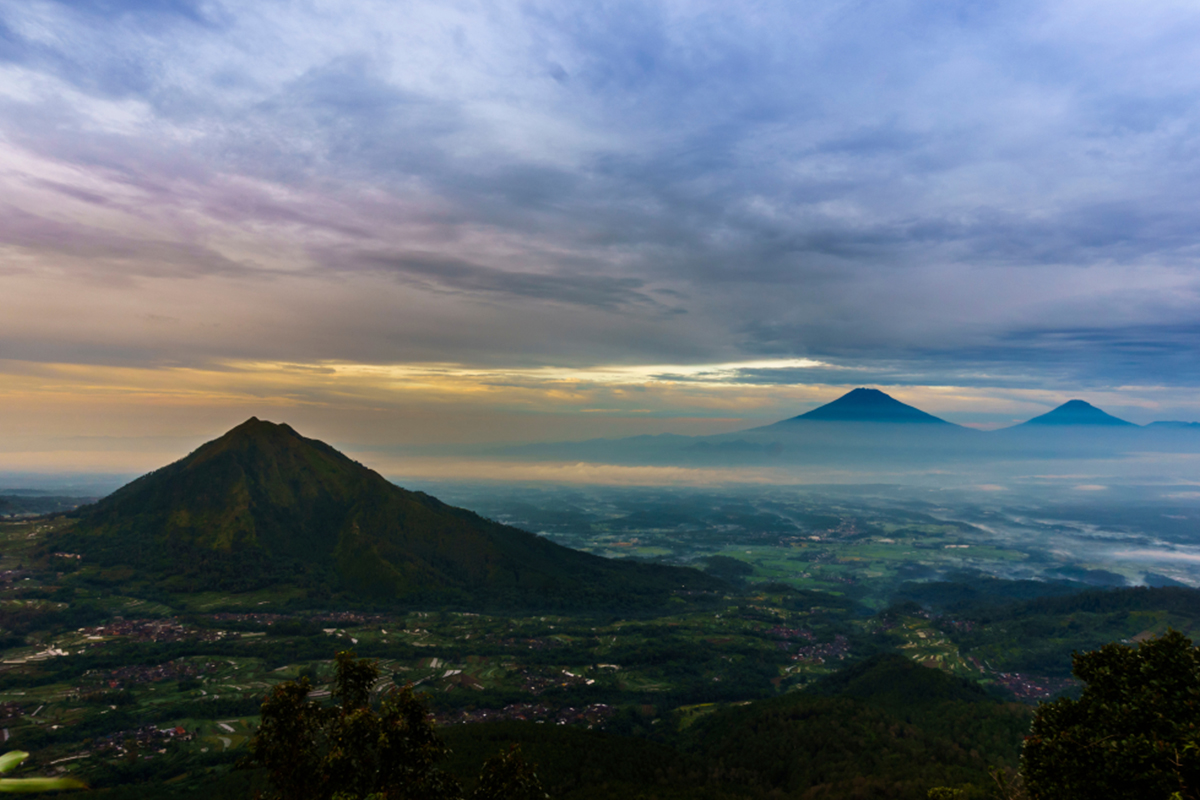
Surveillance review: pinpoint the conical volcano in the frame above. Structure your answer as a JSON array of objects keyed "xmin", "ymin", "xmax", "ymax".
[
  {"xmin": 1016, "ymin": 400, "xmax": 1134, "ymax": 427},
  {"xmin": 783, "ymin": 388, "xmax": 952, "ymax": 425},
  {"xmin": 57, "ymin": 419, "xmax": 719, "ymax": 607}
]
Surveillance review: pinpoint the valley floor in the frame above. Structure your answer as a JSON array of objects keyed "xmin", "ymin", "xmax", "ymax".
[{"xmin": 2, "ymin": 506, "xmax": 1198, "ymax": 798}]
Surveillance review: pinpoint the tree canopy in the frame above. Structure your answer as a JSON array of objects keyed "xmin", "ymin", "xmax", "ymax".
[
  {"xmin": 1022, "ymin": 629, "xmax": 1200, "ymax": 800},
  {"xmin": 247, "ymin": 651, "xmax": 546, "ymax": 800}
]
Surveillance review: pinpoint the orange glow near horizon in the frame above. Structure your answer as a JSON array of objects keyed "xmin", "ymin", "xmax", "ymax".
[{"xmin": 1, "ymin": 357, "xmax": 1197, "ymax": 475}]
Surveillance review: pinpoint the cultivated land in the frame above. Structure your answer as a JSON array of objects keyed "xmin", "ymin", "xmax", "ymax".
[
  {"xmin": 420, "ymin": 482, "xmax": 1200, "ymax": 602},
  {"xmin": 4, "ymin": 510, "xmax": 1199, "ymax": 798},
  {"xmin": 5, "ymin": 411, "xmax": 1200, "ymax": 797}
]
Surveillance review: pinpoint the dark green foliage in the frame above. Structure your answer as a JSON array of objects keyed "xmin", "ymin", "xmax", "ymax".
[
  {"xmin": 247, "ymin": 651, "xmax": 546, "ymax": 800},
  {"xmin": 272, "ymin": 618, "xmax": 326, "ymax": 637},
  {"xmin": 330, "ymin": 650, "xmax": 375, "ymax": 709},
  {"xmin": 1022, "ymin": 629, "xmax": 1200, "ymax": 799},
  {"xmin": 83, "ymin": 688, "xmax": 136, "ymax": 706},
  {"xmin": 79, "ymin": 748, "xmax": 241, "ymax": 792},
  {"xmin": 0, "ymin": 599, "xmax": 107, "ymax": 639},
  {"xmin": 441, "ymin": 722, "xmax": 705, "ymax": 800},
  {"xmin": 55, "ymin": 418, "xmax": 722, "ymax": 609},
  {"xmin": 249, "ymin": 679, "xmax": 325, "ymax": 800},
  {"xmin": 892, "ymin": 576, "xmax": 1088, "ymax": 616},
  {"xmin": 679, "ymin": 657, "xmax": 1031, "ymax": 798},
  {"xmin": 249, "ymin": 651, "xmax": 461, "ymax": 800},
  {"xmin": 470, "ymin": 747, "xmax": 548, "ymax": 800},
  {"xmin": 12, "ymin": 692, "xmax": 266, "ymax": 752},
  {"xmin": 946, "ymin": 586, "xmax": 1200, "ymax": 676},
  {"xmin": 89, "ymin": 765, "xmax": 268, "ymax": 800},
  {"xmin": 809, "ymin": 653, "xmax": 992, "ymax": 708},
  {"xmin": 688, "ymin": 696, "xmax": 993, "ymax": 798},
  {"xmin": 703, "ymin": 556, "xmax": 754, "ymax": 581},
  {"xmin": 440, "ymin": 655, "xmax": 1031, "ymax": 800},
  {"xmin": 982, "ymin": 586, "xmax": 1200, "ymax": 621}
]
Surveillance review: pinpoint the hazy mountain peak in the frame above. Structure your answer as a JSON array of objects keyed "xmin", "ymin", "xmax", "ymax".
[
  {"xmin": 1019, "ymin": 399, "xmax": 1135, "ymax": 427},
  {"xmin": 784, "ymin": 387, "xmax": 952, "ymax": 425}
]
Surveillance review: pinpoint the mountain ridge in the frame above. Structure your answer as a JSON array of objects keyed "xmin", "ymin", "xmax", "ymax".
[
  {"xmin": 448, "ymin": 388, "xmax": 1200, "ymax": 469},
  {"xmin": 55, "ymin": 418, "xmax": 722, "ymax": 608}
]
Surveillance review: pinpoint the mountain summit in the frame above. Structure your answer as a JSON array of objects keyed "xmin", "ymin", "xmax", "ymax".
[
  {"xmin": 57, "ymin": 418, "xmax": 719, "ymax": 607},
  {"xmin": 783, "ymin": 388, "xmax": 952, "ymax": 425},
  {"xmin": 1017, "ymin": 400, "xmax": 1135, "ymax": 427}
]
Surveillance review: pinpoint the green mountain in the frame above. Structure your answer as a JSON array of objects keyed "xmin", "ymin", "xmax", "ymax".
[{"xmin": 55, "ymin": 418, "xmax": 721, "ymax": 608}]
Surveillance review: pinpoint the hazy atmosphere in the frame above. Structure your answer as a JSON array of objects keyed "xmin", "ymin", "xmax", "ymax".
[
  {"xmin": 4, "ymin": 1, "xmax": 1200, "ymax": 472},
  {"xmin": 8, "ymin": 7, "xmax": 1200, "ymax": 799}
]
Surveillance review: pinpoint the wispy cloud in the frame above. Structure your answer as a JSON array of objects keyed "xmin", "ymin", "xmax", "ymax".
[{"xmin": 4, "ymin": 0, "xmax": 1200, "ymax": 462}]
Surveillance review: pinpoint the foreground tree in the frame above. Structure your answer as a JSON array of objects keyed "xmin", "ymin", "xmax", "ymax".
[
  {"xmin": 1022, "ymin": 629, "xmax": 1200, "ymax": 800},
  {"xmin": 247, "ymin": 651, "xmax": 546, "ymax": 800}
]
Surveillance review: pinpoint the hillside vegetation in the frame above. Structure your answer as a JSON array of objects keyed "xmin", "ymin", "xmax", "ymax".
[{"xmin": 54, "ymin": 419, "xmax": 721, "ymax": 609}]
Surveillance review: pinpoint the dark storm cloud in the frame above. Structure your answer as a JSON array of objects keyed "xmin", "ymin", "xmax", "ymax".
[{"xmin": 2, "ymin": 0, "xmax": 1200, "ymax": 391}]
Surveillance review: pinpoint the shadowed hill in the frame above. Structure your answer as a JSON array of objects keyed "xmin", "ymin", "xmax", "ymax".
[
  {"xmin": 55, "ymin": 418, "xmax": 722, "ymax": 609},
  {"xmin": 808, "ymin": 652, "xmax": 994, "ymax": 708},
  {"xmin": 677, "ymin": 653, "xmax": 1031, "ymax": 798},
  {"xmin": 437, "ymin": 654, "xmax": 1032, "ymax": 800}
]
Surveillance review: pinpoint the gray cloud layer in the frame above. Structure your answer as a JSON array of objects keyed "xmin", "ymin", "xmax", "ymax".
[{"xmin": 2, "ymin": 0, "xmax": 1200, "ymax": 389}]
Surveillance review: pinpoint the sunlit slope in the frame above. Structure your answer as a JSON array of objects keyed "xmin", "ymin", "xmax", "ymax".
[{"xmin": 57, "ymin": 418, "xmax": 721, "ymax": 606}]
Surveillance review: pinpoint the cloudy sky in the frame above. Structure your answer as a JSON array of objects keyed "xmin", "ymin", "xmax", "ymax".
[{"xmin": 3, "ymin": 0, "xmax": 1200, "ymax": 472}]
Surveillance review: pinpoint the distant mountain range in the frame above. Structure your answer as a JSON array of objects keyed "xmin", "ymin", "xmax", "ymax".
[
  {"xmin": 44, "ymin": 393, "xmax": 1200, "ymax": 604},
  {"xmin": 52, "ymin": 419, "xmax": 721, "ymax": 608},
  {"xmin": 785, "ymin": 389, "xmax": 1175, "ymax": 430},
  {"xmin": 503, "ymin": 388, "xmax": 1200, "ymax": 467}
]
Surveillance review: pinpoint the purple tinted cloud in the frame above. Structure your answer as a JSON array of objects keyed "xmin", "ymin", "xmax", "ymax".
[{"xmin": 0, "ymin": 0, "xmax": 1199, "ymax": 390}]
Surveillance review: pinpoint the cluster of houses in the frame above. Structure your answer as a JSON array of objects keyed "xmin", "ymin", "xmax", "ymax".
[
  {"xmin": 434, "ymin": 701, "xmax": 615, "ymax": 728},
  {"xmin": 92, "ymin": 724, "xmax": 196, "ymax": 757}
]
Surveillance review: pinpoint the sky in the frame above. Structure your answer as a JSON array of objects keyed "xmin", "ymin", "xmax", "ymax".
[{"xmin": 3, "ymin": 0, "xmax": 1200, "ymax": 474}]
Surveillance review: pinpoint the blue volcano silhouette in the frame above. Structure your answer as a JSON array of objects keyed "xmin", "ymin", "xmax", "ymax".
[
  {"xmin": 1017, "ymin": 400, "xmax": 1134, "ymax": 427},
  {"xmin": 783, "ymin": 388, "xmax": 952, "ymax": 425}
]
